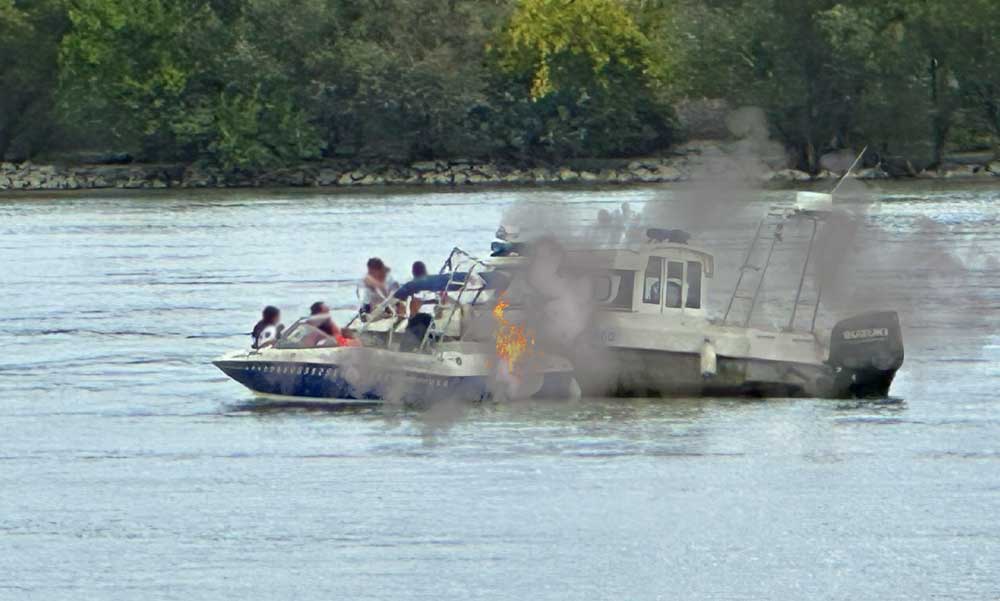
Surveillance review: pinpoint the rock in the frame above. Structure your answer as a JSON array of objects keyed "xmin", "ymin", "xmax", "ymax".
[
  {"xmin": 25, "ymin": 173, "xmax": 45, "ymax": 188},
  {"xmin": 939, "ymin": 164, "xmax": 991, "ymax": 179},
  {"xmin": 557, "ymin": 167, "xmax": 579, "ymax": 182},
  {"xmin": 852, "ymin": 166, "xmax": 890, "ymax": 180},
  {"xmin": 653, "ymin": 165, "xmax": 683, "ymax": 182},
  {"xmin": 476, "ymin": 164, "xmax": 498, "ymax": 179},
  {"xmin": 578, "ymin": 170, "xmax": 598, "ymax": 182},
  {"xmin": 530, "ymin": 167, "xmax": 555, "ymax": 183},
  {"xmin": 425, "ymin": 171, "xmax": 452, "ymax": 185},
  {"xmin": 768, "ymin": 169, "xmax": 812, "ymax": 183},
  {"xmin": 596, "ymin": 169, "xmax": 617, "ymax": 183},
  {"xmin": 986, "ymin": 161, "xmax": 1000, "ymax": 174},
  {"xmin": 411, "ymin": 160, "xmax": 439, "ymax": 172},
  {"xmin": 503, "ymin": 170, "xmax": 528, "ymax": 184},
  {"xmin": 184, "ymin": 168, "xmax": 214, "ymax": 187},
  {"xmin": 316, "ymin": 168, "xmax": 340, "ymax": 186}
]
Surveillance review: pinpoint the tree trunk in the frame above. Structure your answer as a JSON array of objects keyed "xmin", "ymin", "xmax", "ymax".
[
  {"xmin": 0, "ymin": 127, "xmax": 10, "ymax": 163},
  {"xmin": 985, "ymin": 99, "xmax": 1000, "ymax": 159},
  {"xmin": 928, "ymin": 57, "xmax": 954, "ymax": 167}
]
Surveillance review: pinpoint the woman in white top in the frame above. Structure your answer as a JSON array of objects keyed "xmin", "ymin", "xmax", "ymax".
[{"xmin": 251, "ymin": 306, "xmax": 282, "ymax": 349}]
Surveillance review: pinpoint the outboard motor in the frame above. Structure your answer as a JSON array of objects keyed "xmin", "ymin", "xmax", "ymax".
[{"xmin": 828, "ymin": 311, "xmax": 904, "ymax": 397}]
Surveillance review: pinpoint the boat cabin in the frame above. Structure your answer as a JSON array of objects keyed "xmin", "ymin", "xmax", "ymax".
[{"xmin": 564, "ymin": 241, "xmax": 714, "ymax": 317}]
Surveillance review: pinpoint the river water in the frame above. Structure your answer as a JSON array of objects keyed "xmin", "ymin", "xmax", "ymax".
[{"xmin": 1, "ymin": 182, "xmax": 998, "ymax": 600}]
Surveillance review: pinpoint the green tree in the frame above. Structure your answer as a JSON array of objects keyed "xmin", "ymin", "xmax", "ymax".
[
  {"xmin": 492, "ymin": 0, "xmax": 674, "ymax": 158},
  {"xmin": 0, "ymin": 0, "xmax": 67, "ymax": 160},
  {"xmin": 59, "ymin": 0, "xmax": 323, "ymax": 169},
  {"xmin": 316, "ymin": 0, "xmax": 509, "ymax": 161},
  {"xmin": 672, "ymin": 0, "xmax": 873, "ymax": 171}
]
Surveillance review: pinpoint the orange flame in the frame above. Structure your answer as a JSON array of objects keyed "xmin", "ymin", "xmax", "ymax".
[{"xmin": 493, "ymin": 293, "xmax": 532, "ymax": 372}]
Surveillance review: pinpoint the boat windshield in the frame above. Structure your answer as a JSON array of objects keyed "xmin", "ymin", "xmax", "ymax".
[{"xmin": 274, "ymin": 322, "xmax": 337, "ymax": 349}]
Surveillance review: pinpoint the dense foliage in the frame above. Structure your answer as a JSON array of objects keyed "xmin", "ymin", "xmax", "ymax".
[{"xmin": 2, "ymin": 0, "xmax": 998, "ymax": 172}]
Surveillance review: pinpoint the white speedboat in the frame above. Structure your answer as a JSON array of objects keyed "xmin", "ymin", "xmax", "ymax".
[
  {"xmin": 213, "ymin": 252, "xmax": 580, "ymax": 405},
  {"xmin": 485, "ymin": 192, "xmax": 904, "ymax": 399}
]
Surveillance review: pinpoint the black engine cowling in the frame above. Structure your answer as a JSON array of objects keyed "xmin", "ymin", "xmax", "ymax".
[{"xmin": 828, "ymin": 311, "xmax": 904, "ymax": 397}]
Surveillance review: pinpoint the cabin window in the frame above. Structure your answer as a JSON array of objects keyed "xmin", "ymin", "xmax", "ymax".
[
  {"xmin": 665, "ymin": 261, "xmax": 684, "ymax": 308},
  {"xmin": 643, "ymin": 257, "xmax": 663, "ymax": 305},
  {"xmin": 686, "ymin": 261, "xmax": 702, "ymax": 309},
  {"xmin": 592, "ymin": 276, "xmax": 613, "ymax": 302},
  {"xmin": 592, "ymin": 270, "xmax": 635, "ymax": 309}
]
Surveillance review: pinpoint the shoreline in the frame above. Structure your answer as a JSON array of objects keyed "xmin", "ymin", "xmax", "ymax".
[{"xmin": 3, "ymin": 150, "xmax": 999, "ymax": 193}]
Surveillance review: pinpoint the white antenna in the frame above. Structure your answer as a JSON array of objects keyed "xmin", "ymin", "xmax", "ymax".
[{"xmin": 831, "ymin": 145, "xmax": 868, "ymax": 195}]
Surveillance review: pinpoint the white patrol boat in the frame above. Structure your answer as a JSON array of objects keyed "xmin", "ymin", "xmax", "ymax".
[
  {"xmin": 485, "ymin": 191, "xmax": 904, "ymax": 399},
  {"xmin": 213, "ymin": 250, "xmax": 580, "ymax": 405}
]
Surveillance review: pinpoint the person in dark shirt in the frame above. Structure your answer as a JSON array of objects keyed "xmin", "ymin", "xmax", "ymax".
[{"xmin": 400, "ymin": 261, "xmax": 435, "ymax": 352}]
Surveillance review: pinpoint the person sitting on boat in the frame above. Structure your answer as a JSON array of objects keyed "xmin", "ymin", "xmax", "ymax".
[
  {"xmin": 312, "ymin": 316, "xmax": 360, "ymax": 348},
  {"xmin": 307, "ymin": 301, "xmax": 359, "ymax": 346},
  {"xmin": 310, "ymin": 301, "xmax": 330, "ymax": 316},
  {"xmin": 251, "ymin": 305, "xmax": 283, "ymax": 349},
  {"xmin": 359, "ymin": 257, "xmax": 401, "ymax": 318}
]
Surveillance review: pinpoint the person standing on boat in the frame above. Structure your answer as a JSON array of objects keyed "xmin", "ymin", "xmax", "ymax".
[
  {"xmin": 359, "ymin": 257, "xmax": 400, "ymax": 317},
  {"xmin": 251, "ymin": 306, "xmax": 282, "ymax": 349},
  {"xmin": 399, "ymin": 261, "xmax": 436, "ymax": 352},
  {"xmin": 407, "ymin": 261, "xmax": 440, "ymax": 317}
]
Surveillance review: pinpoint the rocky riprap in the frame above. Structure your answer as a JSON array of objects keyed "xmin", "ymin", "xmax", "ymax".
[{"xmin": 2, "ymin": 148, "xmax": 999, "ymax": 192}]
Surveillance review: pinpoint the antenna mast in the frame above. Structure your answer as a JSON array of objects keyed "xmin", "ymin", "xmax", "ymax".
[{"xmin": 830, "ymin": 146, "xmax": 868, "ymax": 195}]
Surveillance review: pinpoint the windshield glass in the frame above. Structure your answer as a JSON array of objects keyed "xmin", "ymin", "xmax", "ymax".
[{"xmin": 275, "ymin": 323, "xmax": 335, "ymax": 349}]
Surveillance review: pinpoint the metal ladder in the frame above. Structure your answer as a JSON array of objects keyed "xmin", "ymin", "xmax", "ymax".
[
  {"xmin": 722, "ymin": 208, "xmax": 788, "ymax": 328},
  {"xmin": 785, "ymin": 215, "xmax": 824, "ymax": 333},
  {"xmin": 723, "ymin": 206, "xmax": 826, "ymax": 332}
]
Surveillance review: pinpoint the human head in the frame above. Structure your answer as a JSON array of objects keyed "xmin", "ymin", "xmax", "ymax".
[
  {"xmin": 367, "ymin": 257, "xmax": 387, "ymax": 282},
  {"xmin": 310, "ymin": 301, "xmax": 329, "ymax": 316},
  {"xmin": 262, "ymin": 305, "xmax": 280, "ymax": 325},
  {"xmin": 412, "ymin": 261, "xmax": 427, "ymax": 278}
]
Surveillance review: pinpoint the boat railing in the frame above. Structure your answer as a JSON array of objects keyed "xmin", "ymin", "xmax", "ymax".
[
  {"xmin": 418, "ymin": 247, "xmax": 493, "ymax": 351},
  {"xmin": 723, "ymin": 195, "xmax": 834, "ymax": 333}
]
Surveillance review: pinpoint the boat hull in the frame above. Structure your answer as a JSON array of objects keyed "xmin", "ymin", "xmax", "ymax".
[
  {"xmin": 575, "ymin": 348, "xmax": 897, "ymax": 399},
  {"xmin": 213, "ymin": 349, "xmax": 579, "ymax": 404}
]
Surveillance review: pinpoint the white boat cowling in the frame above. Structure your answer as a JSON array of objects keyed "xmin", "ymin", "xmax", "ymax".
[{"xmin": 794, "ymin": 191, "xmax": 833, "ymax": 215}]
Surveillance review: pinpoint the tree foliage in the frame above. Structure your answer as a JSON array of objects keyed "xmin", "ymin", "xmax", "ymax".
[
  {"xmin": 2, "ymin": 0, "xmax": 998, "ymax": 169},
  {"xmin": 491, "ymin": 0, "xmax": 674, "ymax": 158},
  {"xmin": 0, "ymin": 0, "xmax": 66, "ymax": 159}
]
